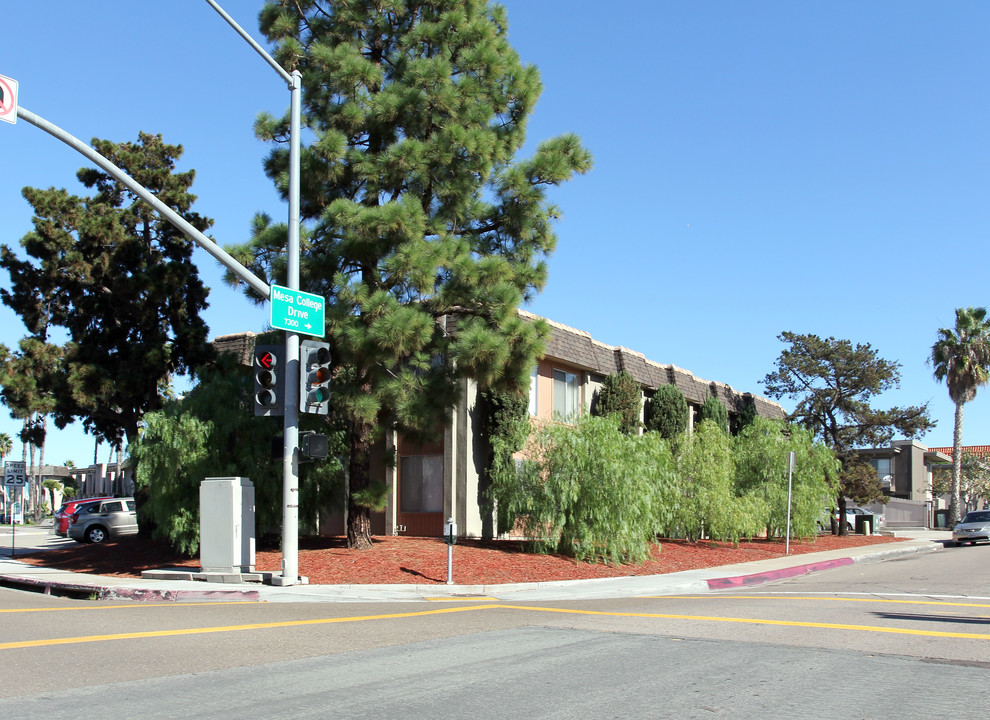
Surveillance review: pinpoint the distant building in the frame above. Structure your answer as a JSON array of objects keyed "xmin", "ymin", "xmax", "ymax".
[
  {"xmin": 67, "ymin": 462, "xmax": 134, "ymax": 499},
  {"xmin": 853, "ymin": 440, "xmax": 952, "ymax": 528},
  {"xmin": 925, "ymin": 445, "xmax": 990, "ymax": 461}
]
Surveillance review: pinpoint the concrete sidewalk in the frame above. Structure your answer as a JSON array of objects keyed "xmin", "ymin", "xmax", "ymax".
[{"xmin": 0, "ymin": 530, "xmax": 951, "ymax": 603}]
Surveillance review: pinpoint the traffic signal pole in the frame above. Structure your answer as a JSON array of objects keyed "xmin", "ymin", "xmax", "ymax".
[
  {"xmin": 278, "ymin": 69, "xmax": 304, "ymax": 586},
  {"xmin": 14, "ymin": 107, "xmax": 270, "ymax": 300},
  {"xmin": 12, "ymin": 2, "xmax": 307, "ymax": 586},
  {"xmin": 205, "ymin": 0, "xmax": 306, "ymax": 585}
]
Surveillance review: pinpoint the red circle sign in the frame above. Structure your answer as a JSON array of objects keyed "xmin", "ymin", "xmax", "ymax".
[{"xmin": 0, "ymin": 76, "xmax": 15, "ymax": 119}]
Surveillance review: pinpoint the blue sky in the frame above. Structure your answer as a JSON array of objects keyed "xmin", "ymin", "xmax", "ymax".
[{"xmin": 1, "ymin": 1, "xmax": 988, "ymax": 466}]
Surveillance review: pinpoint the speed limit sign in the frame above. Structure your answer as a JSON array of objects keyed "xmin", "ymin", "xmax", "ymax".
[{"xmin": 3, "ymin": 461, "xmax": 25, "ymax": 487}]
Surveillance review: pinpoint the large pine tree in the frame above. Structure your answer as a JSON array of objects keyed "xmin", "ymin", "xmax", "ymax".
[{"xmin": 228, "ymin": 0, "xmax": 591, "ymax": 548}]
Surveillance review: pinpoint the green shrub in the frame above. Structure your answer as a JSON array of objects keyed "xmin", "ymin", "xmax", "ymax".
[
  {"xmin": 645, "ymin": 384, "xmax": 688, "ymax": 438},
  {"xmin": 698, "ymin": 394, "xmax": 729, "ymax": 433},
  {"xmin": 592, "ymin": 371, "xmax": 642, "ymax": 435},
  {"xmin": 732, "ymin": 395, "xmax": 758, "ymax": 434},
  {"xmin": 479, "ymin": 388, "xmax": 531, "ymax": 537}
]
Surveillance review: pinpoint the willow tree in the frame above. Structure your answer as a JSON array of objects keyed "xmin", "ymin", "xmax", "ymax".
[{"xmin": 228, "ymin": 1, "xmax": 592, "ymax": 548}]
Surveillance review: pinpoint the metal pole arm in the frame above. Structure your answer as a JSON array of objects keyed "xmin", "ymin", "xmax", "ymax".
[{"xmin": 16, "ymin": 105, "xmax": 271, "ymax": 301}]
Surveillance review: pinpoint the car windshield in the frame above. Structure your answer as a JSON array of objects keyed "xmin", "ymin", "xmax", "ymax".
[{"xmin": 962, "ymin": 511, "xmax": 990, "ymax": 524}]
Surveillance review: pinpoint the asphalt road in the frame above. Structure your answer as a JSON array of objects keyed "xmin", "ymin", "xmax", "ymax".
[
  {"xmin": 1, "ymin": 541, "xmax": 987, "ymax": 718},
  {"xmin": 0, "ymin": 523, "xmax": 73, "ymax": 556}
]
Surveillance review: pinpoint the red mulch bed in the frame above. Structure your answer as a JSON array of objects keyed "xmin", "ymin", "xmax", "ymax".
[{"xmin": 16, "ymin": 533, "xmax": 905, "ymax": 585}]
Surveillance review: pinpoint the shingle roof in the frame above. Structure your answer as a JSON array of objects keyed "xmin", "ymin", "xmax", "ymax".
[
  {"xmin": 522, "ymin": 310, "xmax": 785, "ymax": 420},
  {"xmin": 212, "ymin": 331, "xmax": 258, "ymax": 367},
  {"xmin": 211, "ymin": 313, "xmax": 786, "ymax": 420}
]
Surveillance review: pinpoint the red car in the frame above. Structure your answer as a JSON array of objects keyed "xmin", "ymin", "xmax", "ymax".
[{"xmin": 53, "ymin": 497, "xmax": 114, "ymax": 537}]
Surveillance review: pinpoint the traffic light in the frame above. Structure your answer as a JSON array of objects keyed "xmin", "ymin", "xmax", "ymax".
[
  {"xmin": 299, "ymin": 431, "xmax": 329, "ymax": 460},
  {"xmin": 253, "ymin": 344, "xmax": 284, "ymax": 417},
  {"xmin": 300, "ymin": 339, "xmax": 331, "ymax": 415}
]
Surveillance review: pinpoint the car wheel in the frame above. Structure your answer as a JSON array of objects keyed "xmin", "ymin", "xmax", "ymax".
[{"xmin": 86, "ymin": 526, "xmax": 108, "ymax": 544}]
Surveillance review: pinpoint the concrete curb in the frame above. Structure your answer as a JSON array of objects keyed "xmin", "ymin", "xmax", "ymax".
[
  {"xmin": 704, "ymin": 538, "xmax": 944, "ymax": 592},
  {"xmin": 0, "ymin": 536, "xmax": 948, "ymax": 603}
]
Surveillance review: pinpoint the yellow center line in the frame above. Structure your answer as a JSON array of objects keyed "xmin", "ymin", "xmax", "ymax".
[
  {"xmin": 0, "ymin": 604, "xmax": 496, "ymax": 650},
  {"xmin": 656, "ymin": 595, "xmax": 990, "ymax": 609},
  {"xmin": 493, "ymin": 604, "xmax": 990, "ymax": 640},
  {"xmin": 6, "ymin": 597, "xmax": 990, "ymax": 651}
]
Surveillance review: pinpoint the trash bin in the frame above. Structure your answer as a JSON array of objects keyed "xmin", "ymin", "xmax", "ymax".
[
  {"xmin": 934, "ymin": 509, "xmax": 949, "ymax": 528},
  {"xmin": 855, "ymin": 514, "xmax": 874, "ymax": 535}
]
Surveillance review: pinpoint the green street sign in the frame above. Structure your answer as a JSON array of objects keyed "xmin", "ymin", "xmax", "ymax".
[{"xmin": 269, "ymin": 284, "xmax": 325, "ymax": 338}]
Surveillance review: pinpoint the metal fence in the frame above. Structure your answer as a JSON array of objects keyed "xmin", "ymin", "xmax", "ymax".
[{"xmin": 872, "ymin": 498, "xmax": 929, "ymax": 528}]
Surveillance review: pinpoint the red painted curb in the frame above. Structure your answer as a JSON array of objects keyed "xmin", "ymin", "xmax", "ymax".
[
  {"xmin": 706, "ymin": 557, "xmax": 855, "ymax": 590},
  {"xmin": 104, "ymin": 586, "xmax": 260, "ymax": 602}
]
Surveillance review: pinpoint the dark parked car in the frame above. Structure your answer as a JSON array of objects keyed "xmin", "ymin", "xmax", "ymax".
[
  {"xmin": 53, "ymin": 496, "xmax": 114, "ymax": 537},
  {"xmin": 68, "ymin": 498, "xmax": 138, "ymax": 544}
]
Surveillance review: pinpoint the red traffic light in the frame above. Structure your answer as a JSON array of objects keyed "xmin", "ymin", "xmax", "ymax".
[
  {"xmin": 253, "ymin": 345, "xmax": 284, "ymax": 416},
  {"xmin": 257, "ymin": 350, "xmax": 277, "ymax": 371}
]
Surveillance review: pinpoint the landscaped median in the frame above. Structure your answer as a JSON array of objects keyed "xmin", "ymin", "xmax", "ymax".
[{"xmin": 14, "ymin": 534, "xmax": 909, "ymax": 586}]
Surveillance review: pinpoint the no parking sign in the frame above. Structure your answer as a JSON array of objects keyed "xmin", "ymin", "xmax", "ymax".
[{"xmin": 0, "ymin": 73, "xmax": 18, "ymax": 125}]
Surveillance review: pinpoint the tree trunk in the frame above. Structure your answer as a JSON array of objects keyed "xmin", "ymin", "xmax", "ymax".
[
  {"xmin": 836, "ymin": 494, "xmax": 848, "ymax": 537},
  {"xmin": 20, "ymin": 419, "xmax": 29, "ymax": 523},
  {"xmin": 28, "ymin": 433, "xmax": 36, "ymax": 521},
  {"xmin": 346, "ymin": 419, "xmax": 374, "ymax": 550},
  {"xmin": 34, "ymin": 416, "xmax": 47, "ymax": 522},
  {"xmin": 950, "ymin": 400, "xmax": 964, "ymax": 526}
]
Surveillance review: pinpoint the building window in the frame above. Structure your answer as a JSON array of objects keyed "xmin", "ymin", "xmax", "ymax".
[
  {"xmin": 399, "ymin": 455, "xmax": 443, "ymax": 513},
  {"xmin": 553, "ymin": 368, "xmax": 580, "ymax": 420},
  {"xmin": 528, "ymin": 365, "xmax": 539, "ymax": 417},
  {"xmin": 868, "ymin": 458, "xmax": 893, "ymax": 489}
]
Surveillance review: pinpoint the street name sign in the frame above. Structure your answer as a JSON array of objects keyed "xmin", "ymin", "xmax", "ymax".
[
  {"xmin": 269, "ymin": 284, "xmax": 325, "ymax": 338},
  {"xmin": 0, "ymin": 73, "xmax": 18, "ymax": 125},
  {"xmin": 4, "ymin": 460, "xmax": 26, "ymax": 487}
]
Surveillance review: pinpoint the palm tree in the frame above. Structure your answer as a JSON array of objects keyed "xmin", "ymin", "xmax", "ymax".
[{"xmin": 931, "ymin": 307, "xmax": 990, "ymax": 524}]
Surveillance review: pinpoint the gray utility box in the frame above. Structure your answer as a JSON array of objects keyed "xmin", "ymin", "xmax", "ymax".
[{"xmin": 200, "ymin": 477, "xmax": 256, "ymax": 573}]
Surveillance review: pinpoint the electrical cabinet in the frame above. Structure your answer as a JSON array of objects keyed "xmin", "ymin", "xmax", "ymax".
[{"xmin": 200, "ymin": 476, "xmax": 256, "ymax": 573}]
